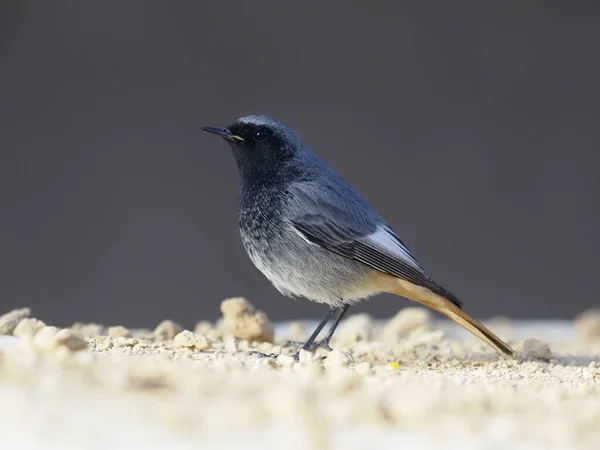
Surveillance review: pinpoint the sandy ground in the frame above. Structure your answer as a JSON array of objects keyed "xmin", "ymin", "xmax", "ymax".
[{"xmin": 1, "ymin": 301, "xmax": 600, "ymax": 450}]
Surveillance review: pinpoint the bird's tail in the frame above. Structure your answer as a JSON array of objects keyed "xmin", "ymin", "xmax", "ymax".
[{"xmin": 377, "ymin": 275, "xmax": 515, "ymax": 357}]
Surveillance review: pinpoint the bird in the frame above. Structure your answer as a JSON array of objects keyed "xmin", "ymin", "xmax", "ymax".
[{"xmin": 201, "ymin": 115, "xmax": 514, "ymax": 359}]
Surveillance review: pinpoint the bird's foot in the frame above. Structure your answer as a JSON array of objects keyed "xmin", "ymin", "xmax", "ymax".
[
  {"xmin": 282, "ymin": 339, "xmax": 333, "ymax": 352},
  {"xmin": 247, "ymin": 351, "xmax": 279, "ymax": 359},
  {"xmin": 247, "ymin": 351, "xmax": 302, "ymax": 362}
]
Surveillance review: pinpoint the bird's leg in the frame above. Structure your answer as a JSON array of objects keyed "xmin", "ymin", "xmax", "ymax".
[
  {"xmin": 248, "ymin": 309, "xmax": 337, "ymax": 360},
  {"xmin": 301, "ymin": 304, "xmax": 349, "ymax": 351},
  {"xmin": 282, "ymin": 306, "xmax": 339, "ymax": 349},
  {"xmin": 249, "ymin": 304, "xmax": 350, "ymax": 360},
  {"xmin": 285, "ymin": 304, "xmax": 350, "ymax": 352}
]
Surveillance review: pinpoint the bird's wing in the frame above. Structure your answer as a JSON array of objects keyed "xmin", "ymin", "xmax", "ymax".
[{"xmin": 288, "ymin": 181, "xmax": 462, "ymax": 307}]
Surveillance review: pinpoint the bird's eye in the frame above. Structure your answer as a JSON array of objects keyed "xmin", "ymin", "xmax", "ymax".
[{"xmin": 253, "ymin": 130, "xmax": 268, "ymax": 141}]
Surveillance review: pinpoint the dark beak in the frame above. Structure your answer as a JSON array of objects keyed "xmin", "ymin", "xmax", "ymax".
[{"xmin": 201, "ymin": 126, "xmax": 245, "ymax": 142}]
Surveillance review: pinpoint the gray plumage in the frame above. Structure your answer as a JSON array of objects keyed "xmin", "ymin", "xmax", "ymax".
[
  {"xmin": 201, "ymin": 114, "xmax": 515, "ymax": 358},
  {"xmin": 204, "ymin": 115, "xmax": 458, "ymax": 307}
]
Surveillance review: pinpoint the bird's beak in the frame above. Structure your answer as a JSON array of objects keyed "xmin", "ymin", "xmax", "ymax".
[{"xmin": 201, "ymin": 126, "xmax": 245, "ymax": 142}]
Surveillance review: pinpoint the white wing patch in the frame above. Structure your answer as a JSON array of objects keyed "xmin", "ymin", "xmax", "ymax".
[
  {"xmin": 364, "ymin": 226, "xmax": 424, "ymax": 271},
  {"xmin": 291, "ymin": 224, "xmax": 315, "ymax": 245}
]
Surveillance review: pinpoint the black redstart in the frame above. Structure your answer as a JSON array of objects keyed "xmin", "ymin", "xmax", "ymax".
[{"xmin": 201, "ymin": 115, "xmax": 514, "ymax": 358}]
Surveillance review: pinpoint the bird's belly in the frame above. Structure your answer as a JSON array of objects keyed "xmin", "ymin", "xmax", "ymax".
[{"xmin": 240, "ymin": 228, "xmax": 379, "ymax": 305}]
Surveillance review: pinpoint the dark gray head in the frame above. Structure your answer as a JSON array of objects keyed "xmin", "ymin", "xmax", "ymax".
[{"xmin": 201, "ymin": 115, "xmax": 311, "ymax": 178}]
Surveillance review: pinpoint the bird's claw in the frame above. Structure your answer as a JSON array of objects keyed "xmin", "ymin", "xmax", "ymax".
[
  {"xmin": 247, "ymin": 351, "xmax": 302, "ymax": 362},
  {"xmin": 282, "ymin": 339, "xmax": 334, "ymax": 352},
  {"xmin": 247, "ymin": 351, "xmax": 279, "ymax": 359}
]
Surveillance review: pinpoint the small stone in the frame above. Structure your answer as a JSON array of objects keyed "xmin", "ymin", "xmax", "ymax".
[
  {"xmin": 225, "ymin": 339, "xmax": 239, "ymax": 353},
  {"xmin": 0, "ymin": 319, "xmax": 20, "ymax": 336},
  {"xmin": 522, "ymin": 338, "xmax": 552, "ymax": 361},
  {"xmin": 72, "ymin": 323, "xmax": 105, "ymax": 338},
  {"xmin": 152, "ymin": 320, "xmax": 183, "ymax": 341},
  {"xmin": 122, "ymin": 338, "xmax": 138, "ymax": 347},
  {"xmin": 412, "ymin": 329, "xmax": 445, "ymax": 345},
  {"xmin": 108, "ymin": 326, "xmax": 132, "ymax": 339},
  {"xmin": 257, "ymin": 341, "xmax": 276, "ymax": 354},
  {"xmin": 194, "ymin": 335, "xmax": 211, "ymax": 351},
  {"xmin": 0, "ymin": 307, "xmax": 31, "ymax": 322},
  {"xmin": 173, "ymin": 330, "xmax": 196, "ymax": 348},
  {"xmin": 220, "ymin": 297, "xmax": 274, "ymax": 342},
  {"xmin": 237, "ymin": 340, "xmax": 250, "ymax": 351},
  {"xmin": 379, "ymin": 307, "xmax": 433, "ymax": 341},
  {"xmin": 33, "ymin": 326, "xmax": 60, "ymax": 350},
  {"xmin": 257, "ymin": 358, "xmax": 278, "ymax": 370},
  {"xmin": 323, "ymin": 349, "xmax": 353, "ymax": 368},
  {"xmin": 336, "ymin": 314, "xmax": 375, "ymax": 344},
  {"xmin": 13, "ymin": 318, "xmax": 46, "ymax": 338},
  {"xmin": 173, "ymin": 330, "xmax": 211, "ymax": 350},
  {"xmin": 111, "ymin": 337, "xmax": 136, "ymax": 348},
  {"xmin": 54, "ymin": 329, "xmax": 88, "ymax": 351},
  {"xmin": 276, "ymin": 354, "xmax": 296, "ymax": 367},
  {"xmin": 206, "ymin": 329, "xmax": 224, "ymax": 342},
  {"xmin": 194, "ymin": 320, "xmax": 214, "ymax": 335},
  {"xmin": 575, "ymin": 309, "xmax": 600, "ymax": 342},
  {"xmin": 0, "ymin": 308, "xmax": 31, "ymax": 335}
]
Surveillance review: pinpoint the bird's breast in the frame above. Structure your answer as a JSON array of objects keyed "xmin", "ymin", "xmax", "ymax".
[{"xmin": 238, "ymin": 181, "xmax": 287, "ymax": 241}]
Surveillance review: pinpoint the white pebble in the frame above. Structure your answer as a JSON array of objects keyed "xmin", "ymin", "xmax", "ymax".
[
  {"xmin": 108, "ymin": 326, "xmax": 132, "ymax": 339},
  {"xmin": 323, "ymin": 350, "xmax": 353, "ymax": 368},
  {"xmin": 225, "ymin": 339, "xmax": 239, "ymax": 353},
  {"xmin": 174, "ymin": 330, "xmax": 195, "ymax": 347},
  {"xmin": 276, "ymin": 354, "xmax": 296, "ymax": 367},
  {"xmin": 379, "ymin": 307, "xmax": 433, "ymax": 340},
  {"xmin": 13, "ymin": 318, "xmax": 46, "ymax": 338},
  {"xmin": 0, "ymin": 308, "xmax": 31, "ymax": 335},
  {"xmin": 220, "ymin": 297, "xmax": 274, "ymax": 342},
  {"xmin": 336, "ymin": 314, "xmax": 375, "ymax": 344},
  {"xmin": 54, "ymin": 329, "xmax": 88, "ymax": 352},
  {"xmin": 33, "ymin": 326, "xmax": 59, "ymax": 351},
  {"xmin": 152, "ymin": 320, "xmax": 183, "ymax": 341}
]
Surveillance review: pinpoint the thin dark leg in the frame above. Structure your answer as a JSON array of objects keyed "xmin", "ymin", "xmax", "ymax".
[
  {"xmin": 300, "ymin": 307, "xmax": 338, "ymax": 349},
  {"xmin": 303, "ymin": 304, "xmax": 349, "ymax": 351},
  {"xmin": 249, "ymin": 304, "xmax": 350, "ymax": 360},
  {"xmin": 284, "ymin": 304, "xmax": 350, "ymax": 352}
]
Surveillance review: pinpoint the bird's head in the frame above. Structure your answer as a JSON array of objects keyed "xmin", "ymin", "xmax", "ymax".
[{"xmin": 201, "ymin": 115, "xmax": 308, "ymax": 176}]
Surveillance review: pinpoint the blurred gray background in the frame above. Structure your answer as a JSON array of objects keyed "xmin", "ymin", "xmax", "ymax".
[{"xmin": 1, "ymin": 1, "xmax": 599, "ymax": 328}]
